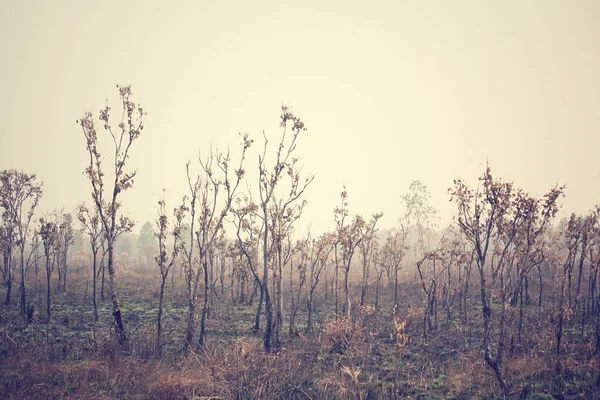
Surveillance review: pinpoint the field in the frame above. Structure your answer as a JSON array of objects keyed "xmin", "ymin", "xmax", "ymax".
[
  {"xmin": 2, "ymin": 1, "xmax": 600, "ymax": 399},
  {"xmin": 1, "ymin": 267, "xmax": 598, "ymax": 400}
]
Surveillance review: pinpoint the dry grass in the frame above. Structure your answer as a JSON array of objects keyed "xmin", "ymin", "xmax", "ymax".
[{"xmin": 2, "ymin": 271, "xmax": 600, "ymax": 399}]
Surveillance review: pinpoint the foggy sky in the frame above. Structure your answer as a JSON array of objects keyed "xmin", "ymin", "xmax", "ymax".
[{"xmin": 1, "ymin": 1, "xmax": 599, "ymax": 238}]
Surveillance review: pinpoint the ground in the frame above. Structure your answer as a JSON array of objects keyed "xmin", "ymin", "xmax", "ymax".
[{"xmin": 0, "ymin": 270, "xmax": 598, "ymax": 399}]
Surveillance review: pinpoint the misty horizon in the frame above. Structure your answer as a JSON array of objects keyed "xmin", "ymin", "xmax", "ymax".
[{"xmin": 2, "ymin": 1, "xmax": 599, "ymax": 237}]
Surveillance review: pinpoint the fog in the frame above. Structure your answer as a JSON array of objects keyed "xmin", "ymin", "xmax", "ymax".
[{"xmin": 2, "ymin": 0, "xmax": 599, "ymax": 236}]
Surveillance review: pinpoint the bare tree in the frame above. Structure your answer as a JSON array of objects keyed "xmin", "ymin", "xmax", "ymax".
[
  {"xmin": 588, "ymin": 207, "xmax": 600, "ymax": 358},
  {"xmin": 416, "ymin": 245, "xmax": 445, "ymax": 341},
  {"xmin": 381, "ymin": 226, "xmax": 409, "ymax": 308},
  {"xmin": 0, "ymin": 221, "xmax": 16, "ymax": 306},
  {"xmin": 77, "ymin": 85, "xmax": 143, "ymax": 350},
  {"xmin": 181, "ymin": 135, "xmax": 251, "ymax": 351},
  {"xmin": 450, "ymin": 166, "xmax": 562, "ymax": 395},
  {"xmin": 154, "ymin": 194, "xmax": 185, "ymax": 355},
  {"xmin": 287, "ymin": 237, "xmax": 304, "ymax": 336},
  {"xmin": 333, "ymin": 187, "xmax": 364, "ymax": 318},
  {"xmin": 269, "ymin": 192, "xmax": 308, "ymax": 349},
  {"xmin": 305, "ymin": 232, "xmax": 335, "ymax": 332},
  {"xmin": 232, "ymin": 194, "xmax": 263, "ymax": 330},
  {"xmin": 450, "ymin": 167, "xmax": 513, "ymax": 394},
  {"xmin": 55, "ymin": 211, "xmax": 75, "ymax": 293},
  {"xmin": 358, "ymin": 212, "xmax": 383, "ymax": 307},
  {"xmin": 0, "ymin": 170, "xmax": 43, "ymax": 314},
  {"xmin": 77, "ymin": 203, "xmax": 104, "ymax": 321},
  {"xmin": 181, "ymin": 164, "xmax": 200, "ymax": 351},
  {"xmin": 196, "ymin": 140, "xmax": 251, "ymax": 349},
  {"xmin": 38, "ymin": 217, "xmax": 57, "ymax": 321},
  {"xmin": 414, "ymin": 231, "xmax": 467, "ymax": 339},
  {"xmin": 257, "ymin": 105, "xmax": 312, "ymax": 352},
  {"xmin": 556, "ymin": 213, "xmax": 585, "ymax": 369},
  {"xmin": 372, "ymin": 247, "xmax": 385, "ymax": 310},
  {"xmin": 401, "ymin": 180, "xmax": 439, "ymax": 259}
]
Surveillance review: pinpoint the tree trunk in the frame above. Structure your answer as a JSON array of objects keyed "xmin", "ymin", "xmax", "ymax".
[
  {"xmin": 344, "ymin": 268, "xmax": 351, "ymax": 318},
  {"xmin": 46, "ymin": 258, "xmax": 51, "ymax": 321},
  {"xmin": 156, "ymin": 277, "xmax": 166, "ymax": 355},
  {"xmin": 240, "ymin": 273, "xmax": 246, "ymax": 303},
  {"xmin": 394, "ymin": 265, "xmax": 399, "ymax": 307},
  {"xmin": 20, "ymin": 249, "xmax": 26, "ymax": 315},
  {"xmin": 185, "ymin": 272, "xmax": 196, "ymax": 350},
  {"xmin": 220, "ymin": 259, "xmax": 225, "ymax": 295},
  {"xmin": 34, "ymin": 256, "xmax": 39, "ymax": 297},
  {"xmin": 254, "ymin": 279, "xmax": 263, "ymax": 331},
  {"xmin": 107, "ymin": 242, "xmax": 128, "ymax": 351},
  {"xmin": 263, "ymin": 205, "xmax": 273, "ymax": 352},
  {"xmin": 63, "ymin": 250, "xmax": 68, "ymax": 293},
  {"xmin": 171, "ymin": 261, "xmax": 175, "ymax": 289},
  {"xmin": 360, "ymin": 258, "xmax": 368, "ymax": 307},
  {"xmin": 289, "ymin": 260, "xmax": 295, "ymax": 336},
  {"xmin": 264, "ymin": 285, "xmax": 273, "ymax": 352},
  {"xmin": 575, "ymin": 243, "xmax": 586, "ymax": 308},
  {"xmin": 595, "ymin": 296, "xmax": 600, "ymax": 355},
  {"xmin": 93, "ymin": 250, "xmax": 98, "ymax": 321},
  {"xmin": 57, "ymin": 262, "xmax": 62, "ymax": 293},
  {"xmin": 307, "ymin": 288, "xmax": 314, "ymax": 332},
  {"xmin": 274, "ymin": 246, "xmax": 283, "ymax": 349},
  {"xmin": 198, "ymin": 257, "xmax": 209, "ymax": 349},
  {"xmin": 101, "ymin": 256, "xmax": 105, "ymax": 301},
  {"xmin": 479, "ymin": 262, "xmax": 507, "ymax": 396},
  {"xmin": 5, "ymin": 278, "xmax": 11, "ymax": 306},
  {"xmin": 518, "ymin": 283, "xmax": 525, "ymax": 345},
  {"xmin": 248, "ymin": 278, "xmax": 257, "ymax": 306},
  {"xmin": 375, "ymin": 273, "xmax": 381, "ymax": 310},
  {"xmin": 231, "ymin": 268, "xmax": 235, "ymax": 303},
  {"xmin": 334, "ymin": 262, "xmax": 339, "ymax": 316},
  {"xmin": 538, "ymin": 264, "xmax": 543, "ymax": 308},
  {"xmin": 323, "ymin": 268, "xmax": 328, "ymax": 303}
]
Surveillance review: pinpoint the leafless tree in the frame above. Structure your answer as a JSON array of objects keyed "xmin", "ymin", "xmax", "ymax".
[
  {"xmin": 55, "ymin": 211, "xmax": 75, "ymax": 293},
  {"xmin": 380, "ymin": 226, "xmax": 409, "ymax": 308},
  {"xmin": 38, "ymin": 217, "xmax": 57, "ymax": 321},
  {"xmin": 450, "ymin": 165, "xmax": 562, "ymax": 395},
  {"xmin": 287, "ymin": 237, "xmax": 304, "ymax": 336},
  {"xmin": 154, "ymin": 194, "xmax": 185, "ymax": 355},
  {"xmin": 269, "ymin": 193, "xmax": 307, "ymax": 349},
  {"xmin": 358, "ymin": 212, "xmax": 383, "ymax": 307},
  {"xmin": 0, "ymin": 169, "xmax": 43, "ymax": 315},
  {"xmin": 77, "ymin": 85, "xmax": 143, "ymax": 350},
  {"xmin": 333, "ymin": 187, "xmax": 364, "ymax": 318},
  {"xmin": 0, "ymin": 220, "xmax": 16, "ymax": 306},
  {"xmin": 77, "ymin": 203, "xmax": 105, "ymax": 321},
  {"xmin": 182, "ymin": 135, "xmax": 251, "ymax": 351},
  {"xmin": 232, "ymin": 194, "xmax": 263, "ymax": 330},
  {"xmin": 256, "ymin": 105, "xmax": 313, "ymax": 352},
  {"xmin": 305, "ymin": 232, "xmax": 335, "ymax": 332}
]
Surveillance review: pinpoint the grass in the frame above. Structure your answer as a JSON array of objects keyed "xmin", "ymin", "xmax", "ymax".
[{"xmin": 1, "ymin": 270, "xmax": 599, "ymax": 399}]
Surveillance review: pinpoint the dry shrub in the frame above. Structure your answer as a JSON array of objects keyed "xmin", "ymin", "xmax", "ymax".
[
  {"xmin": 146, "ymin": 359, "xmax": 221, "ymax": 399},
  {"xmin": 357, "ymin": 305, "xmax": 376, "ymax": 329},
  {"xmin": 392, "ymin": 316, "xmax": 409, "ymax": 349},
  {"xmin": 506, "ymin": 354, "xmax": 552, "ymax": 383},
  {"xmin": 320, "ymin": 315, "xmax": 364, "ymax": 355},
  {"xmin": 318, "ymin": 365, "xmax": 360, "ymax": 400},
  {"xmin": 220, "ymin": 337, "xmax": 298, "ymax": 399},
  {"xmin": 129, "ymin": 324, "xmax": 157, "ymax": 359},
  {"xmin": 320, "ymin": 306, "xmax": 381, "ymax": 357},
  {"xmin": 1, "ymin": 330, "xmax": 319, "ymax": 400},
  {"xmin": 318, "ymin": 364, "xmax": 379, "ymax": 400},
  {"xmin": 444, "ymin": 349, "xmax": 500, "ymax": 398},
  {"xmin": 391, "ymin": 305, "xmax": 410, "ymax": 352}
]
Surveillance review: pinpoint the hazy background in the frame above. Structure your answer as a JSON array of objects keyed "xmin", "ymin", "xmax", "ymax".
[{"xmin": 1, "ymin": 0, "xmax": 599, "ymax": 237}]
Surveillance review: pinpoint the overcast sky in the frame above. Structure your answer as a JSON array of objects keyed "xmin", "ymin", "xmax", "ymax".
[{"xmin": 1, "ymin": 1, "xmax": 599, "ymax": 237}]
